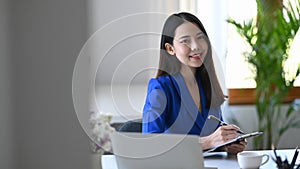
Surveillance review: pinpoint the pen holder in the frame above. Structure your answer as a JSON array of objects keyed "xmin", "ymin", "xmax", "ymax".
[{"xmin": 272, "ymin": 146, "xmax": 299, "ymax": 169}]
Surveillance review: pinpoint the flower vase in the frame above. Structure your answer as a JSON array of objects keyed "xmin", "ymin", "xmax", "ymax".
[
  {"xmin": 90, "ymin": 151, "xmax": 103, "ymax": 169},
  {"xmin": 89, "ymin": 111, "xmax": 115, "ymax": 169}
]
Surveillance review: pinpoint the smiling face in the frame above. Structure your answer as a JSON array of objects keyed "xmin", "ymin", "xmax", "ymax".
[{"xmin": 166, "ymin": 22, "xmax": 208, "ymax": 73}]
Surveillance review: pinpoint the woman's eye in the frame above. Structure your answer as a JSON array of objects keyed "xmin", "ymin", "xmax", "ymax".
[
  {"xmin": 181, "ymin": 39, "xmax": 191, "ymax": 44},
  {"xmin": 197, "ymin": 35, "xmax": 205, "ymax": 39}
]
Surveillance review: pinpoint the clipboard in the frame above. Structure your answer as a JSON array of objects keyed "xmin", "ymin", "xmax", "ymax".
[{"xmin": 203, "ymin": 131, "xmax": 263, "ymax": 153}]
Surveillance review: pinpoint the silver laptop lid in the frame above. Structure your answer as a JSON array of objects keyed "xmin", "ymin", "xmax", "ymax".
[{"xmin": 111, "ymin": 132, "xmax": 204, "ymax": 169}]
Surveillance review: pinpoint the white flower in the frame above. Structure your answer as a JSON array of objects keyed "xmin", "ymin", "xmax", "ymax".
[{"xmin": 89, "ymin": 111, "xmax": 115, "ymax": 153}]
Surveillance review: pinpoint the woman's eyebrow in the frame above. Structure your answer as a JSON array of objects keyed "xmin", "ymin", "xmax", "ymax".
[
  {"xmin": 196, "ymin": 32, "xmax": 204, "ymax": 36},
  {"xmin": 177, "ymin": 31, "xmax": 204, "ymax": 39},
  {"xmin": 177, "ymin": 35, "xmax": 190, "ymax": 40}
]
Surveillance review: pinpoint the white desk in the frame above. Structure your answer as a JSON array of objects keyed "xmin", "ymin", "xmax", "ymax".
[{"xmin": 102, "ymin": 149, "xmax": 300, "ymax": 169}]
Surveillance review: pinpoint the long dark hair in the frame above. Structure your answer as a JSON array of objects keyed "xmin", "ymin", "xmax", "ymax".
[{"xmin": 156, "ymin": 12, "xmax": 225, "ymax": 107}]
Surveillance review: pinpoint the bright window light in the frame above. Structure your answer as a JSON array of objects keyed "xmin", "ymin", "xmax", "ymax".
[
  {"xmin": 226, "ymin": 0, "xmax": 300, "ymax": 88},
  {"xmin": 226, "ymin": 0, "xmax": 257, "ymax": 88}
]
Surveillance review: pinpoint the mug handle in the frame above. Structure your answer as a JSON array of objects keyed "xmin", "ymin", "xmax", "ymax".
[{"xmin": 261, "ymin": 154, "xmax": 269, "ymax": 166}]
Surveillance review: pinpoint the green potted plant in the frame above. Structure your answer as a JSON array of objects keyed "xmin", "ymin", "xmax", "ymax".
[{"xmin": 227, "ymin": 0, "xmax": 300, "ymax": 149}]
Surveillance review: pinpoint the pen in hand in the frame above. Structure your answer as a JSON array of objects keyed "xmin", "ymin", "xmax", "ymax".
[{"xmin": 208, "ymin": 115, "xmax": 245, "ymax": 134}]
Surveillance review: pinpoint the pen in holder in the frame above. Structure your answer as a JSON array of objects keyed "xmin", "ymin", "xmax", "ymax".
[{"xmin": 272, "ymin": 144, "xmax": 300, "ymax": 169}]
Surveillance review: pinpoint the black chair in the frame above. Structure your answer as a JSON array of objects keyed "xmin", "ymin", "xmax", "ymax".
[{"xmin": 117, "ymin": 118, "xmax": 143, "ymax": 133}]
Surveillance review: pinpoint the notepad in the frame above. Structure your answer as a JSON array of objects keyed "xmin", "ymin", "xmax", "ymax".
[{"xmin": 203, "ymin": 131, "xmax": 263, "ymax": 154}]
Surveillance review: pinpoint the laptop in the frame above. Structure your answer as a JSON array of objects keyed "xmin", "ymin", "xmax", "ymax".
[{"xmin": 111, "ymin": 132, "xmax": 216, "ymax": 169}]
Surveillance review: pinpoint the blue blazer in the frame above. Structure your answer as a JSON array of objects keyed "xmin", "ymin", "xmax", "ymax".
[{"xmin": 142, "ymin": 73, "xmax": 222, "ymax": 136}]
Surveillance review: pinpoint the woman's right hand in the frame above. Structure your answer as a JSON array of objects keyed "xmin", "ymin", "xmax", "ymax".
[{"xmin": 200, "ymin": 125, "xmax": 241, "ymax": 150}]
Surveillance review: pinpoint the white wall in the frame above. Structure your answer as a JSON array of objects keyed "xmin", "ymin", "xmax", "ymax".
[
  {"xmin": 0, "ymin": 0, "xmax": 92, "ymax": 169},
  {"xmin": 89, "ymin": 0, "xmax": 182, "ymax": 86},
  {"xmin": 88, "ymin": 0, "xmax": 181, "ymax": 118},
  {"xmin": 0, "ymin": 0, "xmax": 14, "ymax": 168}
]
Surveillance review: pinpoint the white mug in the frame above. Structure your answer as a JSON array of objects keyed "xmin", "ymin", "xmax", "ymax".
[{"xmin": 237, "ymin": 152, "xmax": 269, "ymax": 169}]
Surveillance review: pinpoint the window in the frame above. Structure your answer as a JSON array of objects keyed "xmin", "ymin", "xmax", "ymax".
[
  {"xmin": 226, "ymin": 0, "xmax": 257, "ymax": 89},
  {"xmin": 226, "ymin": 0, "xmax": 300, "ymax": 104}
]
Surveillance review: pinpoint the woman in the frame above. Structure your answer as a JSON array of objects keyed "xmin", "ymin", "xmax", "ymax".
[{"xmin": 142, "ymin": 12, "xmax": 246, "ymax": 154}]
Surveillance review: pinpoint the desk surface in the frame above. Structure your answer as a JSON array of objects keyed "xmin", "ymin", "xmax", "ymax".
[{"xmin": 102, "ymin": 149, "xmax": 300, "ymax": 169}]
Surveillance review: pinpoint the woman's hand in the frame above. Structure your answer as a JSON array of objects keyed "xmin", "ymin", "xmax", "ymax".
[
  {"xmin": 225, "ymin": 140, "xmax": 247, "ymax": 154},
  {"xmin": 200, "ymin": 125, "xmax": 244, "ymax": 151}
]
